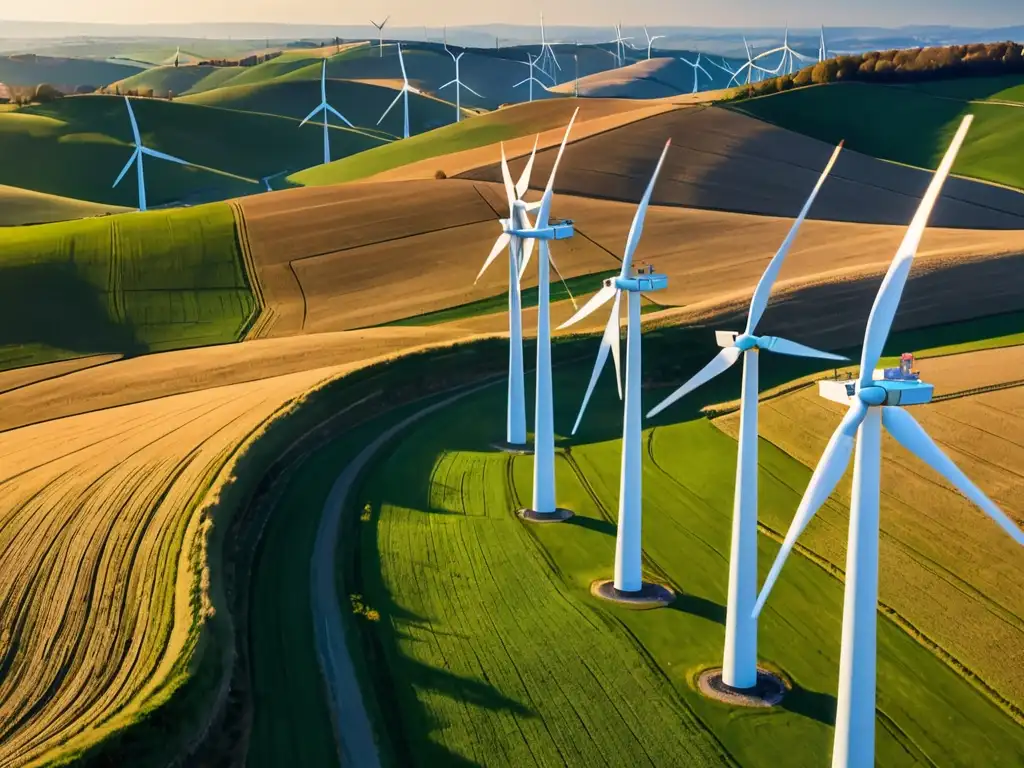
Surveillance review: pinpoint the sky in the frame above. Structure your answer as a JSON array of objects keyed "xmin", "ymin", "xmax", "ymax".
[{"xmin": 3, "ymin": 0, "xmax": 1020, "ymax": 28}]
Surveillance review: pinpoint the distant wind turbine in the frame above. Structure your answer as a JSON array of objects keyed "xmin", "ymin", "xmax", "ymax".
[
  {"xmin": 819, "ymin": 25, "xmax": 829, "ymax": 62},
  {"xmin": 679, "ymin": 53, "xmax": 712, "ymax": 94},
  {"xmin": 300, "ymin": 60, "xmax": 354, "ymax": 165},
  {"xmin": 514, "ymin": 53, "xmax": 548, "ymax": 103},
  {"xmin": 440, "ymin": 44, "xmax": 482, "ymax": 123},
  {"xmin": 648, "ymin": 141, "xmax": 847, "ymax": 690},
  {"xmin": 610, "ymin": 23, "xmax": 633, "ymax": 67},
  {"xmin": 370, "ymin": 16, "xmax": 390, "ymax": 57},
  {"xmin": 643, "ymin": 26, "xmax": 665, "ymax": 60},
  {"xmin": 536, "ymin": 12, "xmax": 562, "ymax": 85},
  {"xmin": 113, "ymin": 96, "xmax": 195, "ymax": 212},
  {"xmin": 377, "ymin": 43, "xmax": 420, "ymax": 139}
]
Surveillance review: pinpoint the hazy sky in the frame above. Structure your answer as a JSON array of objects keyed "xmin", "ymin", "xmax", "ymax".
[{"xmin": 3, "ymin": 0, "xmax": 1019, "ymax": 27}]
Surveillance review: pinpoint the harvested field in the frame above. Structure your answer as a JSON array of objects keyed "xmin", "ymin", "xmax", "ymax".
[
  {"xmin": 458, "ymin": 105, "xmax": 1024, "ymax": 228},
  {"xmin": 714, "ymin": 359, "xmax": 1024, "ymax": 710},
  {"xmin": 0, "ymin": 354, "xmax": 121, "ymax": 395},
  {"xmin": 0, "ymin": 326, "xmax": 480, "ymax": 433},
  {"xmin": 0, "ymin": 364, "xmax": 340, "ymax": 766}
]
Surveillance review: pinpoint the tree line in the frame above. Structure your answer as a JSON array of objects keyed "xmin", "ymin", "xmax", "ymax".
[{"xmin": 730, "ymin": 41, "xmax": 1024, "ymax": 99}]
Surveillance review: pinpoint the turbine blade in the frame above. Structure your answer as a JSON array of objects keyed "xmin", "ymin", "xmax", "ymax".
[
  {"xmin": 858, "ymin": 115, "xmax": 973, "ymax": 385},
  {"xmin": 321, "ymin": 60, "xmax": 327, "ymax": 101},
  {"xmin": 325, "ymin": 104, "xmax": 354, "ymax": 127},
  {"xmin": 758, "ymin": 336, "xmax": 848, "ymax": 361},
  {"xmin": 123, "ymin": 96, "xmax": 141, "ymax": 146},
  {"xmin": 113, "ymin": 149, "xmax": 139, "ymax": 187},
  {"xmin": 439, "ymin": 79, "xmax": 456, "ymax": 89},
  {"xmin": 515, "ymin": 135, "xmax": 539, "ymax": 199},
  {"xmin": 745, "ymin": 140, "xmax": 844, "ymax": 333},
  {"xmin": 518, "ymin": 236, "xmax": 536, "ymax": 282},
  {"xmin": 377, "ymin": 89, "xmax": 404, "ymax": 124},
  {"xmin": 571, "ymin": 291, "xmax": 623, "ymax": 434},
  {"xmin": 752, "ymin": 400, "xmax": 868, "ymax": 617},
  {"xmin": 548, "ymin": 245, "xmax": 578, "ymax": 310},
  {"xmin": 537, "ymin": 107, "xmax": 579, "ymax": 226},
  {"xmin": 882, "ymin": 407, "xmax": 1024, "ymax": 546},
  {"xmin": 619, "ymin": 138, "xmax": 671, "ymax": 277},
  {"xmin": 463, "ymin": 83, "xmax": 484, "ymax": 98},
  {"xmin": 499, "ymin": 143, "xmax": 516, "ymax": 211},
  {"xmin": 646, "ymin": 346, "xmax": 741, "ymax": 418},
  {"xmin": 476, "ymin": 233, "xmax": 511, "ymax": 283},
  {"xmin": 301, "ymin": 104, "xmax": 325, "ymax": 126},
  {"xmin": 397, "ymin": 43, "xmax": 408, "ymax": 80},
  {"xmin": 558, "ymin": 283, "xmax": 616, "ymax": 330},
  {"xmin": 141, "ymin": 147, "xmax": 189, "ymax": 165}
]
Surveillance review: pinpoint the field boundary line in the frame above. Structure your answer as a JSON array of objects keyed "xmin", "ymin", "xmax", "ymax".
[{"xmin": 230, "ymin": 200, "xmax": 274, "ymax": 340}]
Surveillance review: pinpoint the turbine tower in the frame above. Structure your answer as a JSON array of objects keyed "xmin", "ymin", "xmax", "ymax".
[
  {"xmin": 754, "ymin": 115, "xmax": 1024, "ymax": 768},
  {"xmin": 610, "ymin": 24, "xmax": 633, "ymax": 68},
  {"xmin": 679, "ymin": 53, "xmax": 712, "ymax": 94},
  {"xmin": 113, "ymin": 96, "xmax": 195, "ymax": 212},
  {"xmin": 300, "ymin": 60, "xmax": 354, "ymax": 165},
  {"xmin": 377, "ymin": 43, "xmax": 420, "ymax": 139},
  {"xmin": 536, "ymin": 13, "xmax": 562, "ymax": 84},
  {"xmin": 819, "ymin": 25, "xmax": 829, "ymax": 62},
  {"xmin": 506, "ymin": 109, "xmax": 579, "ymax": 516},
  {"xmin": 370, "ymin": 16, "xmax": 390, "ymax": 57},
  {"xmin": 514, "ymin": 54, "xmax": 548, "ymax": 103},
  {"xmin": 643, "ymin": 26, "xmax": 665, "ymax": 60},
  {"xmin": 559, "ymin": 140, "xmax": 672, "ymax": 594},
  {"xmin": 647, "ymin": 142, "xmax": 847, "ymax": 689},
  {"xmin": 440, "ymin": 44, "xmax": 482, "ymax": 123},
  {"xmin": 474, "ymin": 138, "xmax": 541, "ymax": 448}
]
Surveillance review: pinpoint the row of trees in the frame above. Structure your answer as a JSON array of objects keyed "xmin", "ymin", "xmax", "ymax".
[
  {"xmin": 732, "ymin": 41, "xmax": 1024, "ymax": 99},
  {"xmin": 198, "ymin": 51, "xmax": 282, "ymax": 68}
]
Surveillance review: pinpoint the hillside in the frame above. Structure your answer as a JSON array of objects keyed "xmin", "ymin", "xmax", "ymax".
[
  {"xmin": 0, "ymin": 203, "xmax": 255, "ymax": 370},
  {"xmin": 729, "ymin": 78, "xmax": 1024, "ymax": 190},
  {"xmin": 0, "ymin": 53, "xmax": 142, "ymax": 90},
  {"xmin": 0, "ymin": 183, "xmax": 128, "ymax": 225},
  {"xmin": 550, "ymin": 56, "xmax": 737, "ymax": 98},
  {"xmin": 108, "ymin": 64, "xmax": 246, "ymax": 97},
  {"xmin": 0, "ymin": 95, "xmax": 383, "ymax": 206},
  {"xmin": 459, "ymin": 105, "xmax": 1024, "ymax": 227}
]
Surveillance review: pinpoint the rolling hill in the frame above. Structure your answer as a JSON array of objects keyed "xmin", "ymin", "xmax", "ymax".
[
  {"xmin": 729, "ymin": 78, "xmax": 1024, "ymax": 190},
  {"xmin": 107, "ymin": 64, "xmax": 246, "ymax": 97},
  {"xmin": 550, "ymin": 55, "xmax": 738, "ymax": 98},
  {"xmin": 0, "ymin": 183, "xmax": 128, "ymax": 225},
  {"xmin": 0, "ymin": 53, "xmax": 142, "ymax": 90},
  {"xmin": 0, "ymin": 94, "xmax": 384, "ymax": 207}
]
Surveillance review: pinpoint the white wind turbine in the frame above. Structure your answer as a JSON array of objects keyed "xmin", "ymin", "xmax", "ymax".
[
  {"xmin": 515, "ymin": 53, "xmax": 548, "ymax": 103},
  {"xmin": 610, "ymin": 24, "xmax": 633, "ymax": 68},
  {"xmin": 753, "ymin": 116, "xmax": 1024, "ymax": 768},
  {"xmin": 113, "ymin": 96, "xmax": 195, "ymax": 212},
  {"xmin": 819, "ymin": 25, "xmax": 830, "ymax": 62},
  {"xmin": 440, "ymin": 44, "xmax": 482, "ymax": 123},
  {"xmin": 506, "ymin": 109, "xmax": 580, "ymax": 515},
  {"xmin": 646, "ymin": 141, "xmax": 847, "ymax": 689},
  {"xmin": 559, "ymin": 140, "xmax": 672, "ymax": 593},
  {"xmin": 300, "ymin": 60, "xmax": 354, "ymax": 165},
  {"xmin": 643, "ymin": 26, "xmax": 665, "ymax": 60},
  {"xmin": 377, "ymin": 43, "xmax": 420, "ymax": 139},
  {"xmin": 370, "ymin": 16, "xmax": 389, "ymax": 57},
  {"xmin": 473, "ymin": 138, "xmax": 541, "ymax": 447},
  {"xmin": 679, "ymin": 53, "xmax": 712, "ymax": 94},
  {"xmin": 537, "ymin": 13, "xmax": 562, "ymax": 84}
]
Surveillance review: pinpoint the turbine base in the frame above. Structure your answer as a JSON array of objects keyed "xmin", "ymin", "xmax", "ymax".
[
  {"xmin": 697, "ymin": 668, "xmax": 787, "ymax": 707},
  {"xmin": 517, "ymin": 508, "xmax": 573, "ymax": 523},
  {"xmin": 590, "ymin": 580, "xmax": 675, "ymax": 608},
  {"xmin": 491, "ymin": 441, "xmax": 534, "ymax": 455}
]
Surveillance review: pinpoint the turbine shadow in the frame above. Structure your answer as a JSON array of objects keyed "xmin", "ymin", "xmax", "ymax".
[
  {"xmin": 565, "ymin": 514, "xmax": 615, "ymax": 537},
  {"xmin": 665, "ymin": 593, "xmax": 726, "ymax": 625},
  {"xmin": 780, "ymin": 682, "xmax": 838, "ymax": 726}
]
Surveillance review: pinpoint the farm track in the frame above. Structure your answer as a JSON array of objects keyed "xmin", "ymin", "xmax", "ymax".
[{"xmin": 0, "ymin": 364, "xmax": 340, "ymax": 766}]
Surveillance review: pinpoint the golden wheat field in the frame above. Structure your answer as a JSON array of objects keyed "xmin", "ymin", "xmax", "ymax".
[
  {"xmin": 0, "ymin": 364, "xmax": 342, "ymax": 766},
  {"xmin": 715, "ymin": 351, "xmax": 1024, "ymax": 714}
]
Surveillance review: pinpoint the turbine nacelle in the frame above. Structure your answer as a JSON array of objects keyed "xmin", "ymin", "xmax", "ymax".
[
  {"xmin": 609, "ymin": 271, "xmax": 668, "ymax": 293},
  {"xmin": 508, "ymin": 219, "xmax": 575, "ymax": 241},
  {"xmin": 818, "ymin": 377, "xmax": 935, "ymax": 407}
]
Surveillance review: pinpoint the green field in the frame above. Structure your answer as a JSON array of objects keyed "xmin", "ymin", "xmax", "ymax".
[
  {"xmin": 901, "ymin": 74, "xmax": 1024, "ymax": 103},
  {"xmin": 0, "ymin": 94, "xmax": 383, "ymax": 206},
  {"xmin": 730, "ymin": 79, "xmax": 1024, "ymax": 190},
  {"xmin": 110, "ymin": 64, "xmax": 247, "ymax": 97},
  {"xmin": 288, "ymin": 99, "xmax": 582, "ymax": 186},
  {"xmin": 0, "ymin": 53, "xmax": 141, "ymax": 88},
  {"xmin": 0, "ymin": 182, "xmax": 128, "ymax": 225},
  {"xmin": 0, "ymin": 203, "xmax": 255, "ymax": 370}
]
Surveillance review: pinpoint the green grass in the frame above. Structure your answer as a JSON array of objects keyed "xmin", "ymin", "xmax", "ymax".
[
  {"xmin": 110, "ymin": 65, "xmax": 247, "ymax": 97},
  {"xmin": 0, "ymin": 54, "xmax": 140, "ymax": 88},
  {"xmin": 901, "ymin": 74, "xmax": 1024, "ymax": 103},
  {"xmin": 0, "ymin": 182, "xmax": 129, "ymax": 225},
  {"xmin": 0, "ymin": 202, "xmax": 255, "ymax": 370},
  {"xmin": 730, "ymin": 80, "xmax": 1024, "ymax": 190},
  {"xmin": 382, "ymin": 270, "xmax": 621, "ymax": 327},
  {"xmin": 339, "ymin": 353, "xmax": 1024, "ymax": 766},
  {"xmin": 288, "ymin": 99, "xmax": 580, "ymax": 186},
  {"xmin": 0, "ymin": 94, "xmax": 383, "ymax": 206}
]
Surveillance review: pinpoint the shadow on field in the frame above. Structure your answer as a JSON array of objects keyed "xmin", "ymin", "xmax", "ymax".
[
  {"xmin": 781, "ymin": 683, "xmax": 838, "ymax": 726},
  {"xmin": 566, "ymin": 514, "xmax": 615, "ymax": 537},
  {"xmin": 0, "ymin": 262, "xmax": 143, "ymax": 362},
  {"xmin": 666, "ymin": 593, "xmax": 727, "ymax": 626}
]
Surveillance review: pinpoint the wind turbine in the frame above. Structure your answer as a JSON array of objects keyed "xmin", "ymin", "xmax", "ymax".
[
  {"xmin": 559, "ymin": 140, "xmax": 672, "ymax": 594},
  {"xmin": 679, "ymin": 53, "xmax": 712, "ymax": 94},
  {"xmin": 753, "ymin": 116, "xmax": 1024, "ymax": 768},
  {"xmin": 440, "ymin": 44, "xmax": 482, "ymax": 122},
  {"xmin": 514, "ymin": 53, "xmax": 548, "ymax": 103},
  {"xmin": 113, "ymin": 96, "xmax": 194, "ymax": 212},
  {"xmin": 643, "ymin": 26, "xmax": 665, "ymax": 60},
  {"xmin": 819, "ymin": 25, "xmax": 829, "ymax": 62},
  {"xmin": 505, "ymin": 109, "xmax": 579, "ymax": 516},
  {"xmin": 377, "ymin": 43, "xmax": 420, "ymax": 139},
  {"xmin": 610, "ymin": 23, "xmax": 633, "ymax": 68},
  {"xmin": 473, "ymin": 138, "xmax": 540, "ymax": 447},
  {"xmin": 300, "ymin": 60, "xmax": 354, "ymax": 165},
  {"xmin": 370, "ymin": 16, "xmax": 389, "ymax": 57},
  {"xmin": 537, "ymin": 13, "xmax": 562, "ymax": 84},
  {"xmin": 647, "ymin": 142, "xmax": 847, "ymax": 689}
]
